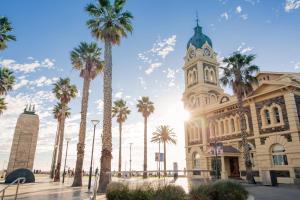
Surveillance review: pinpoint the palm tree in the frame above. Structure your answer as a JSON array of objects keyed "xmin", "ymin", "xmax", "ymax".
[
  {"xmin": 52, "ymin": 78, "xmax": 77, "ymax": 182},
  {"xmin": 50, "ymin": 103, "xmax": 71, "ymax": 179},
  {"xmin": 0, "ymin": 67, "xmax": 15, "ymax": 96},
  {"xmin": 0, "ymin": 67, "xmax": 15, "ymax": 115},
  {"xmin": 0, "ymin": 98, "xmax": 7, "ymax": 115},
  {"xmin": 137, "ymin": 96, "xmax": 154, "ymax": 178},
  {"xmin": 151, "ymin": 125, "xmax": 176, "ymax": 176},
  {"xmin": 112, "ymin": 99, "xmax": 131, "ymax": 177},
  {"xmin": 85, "ymin": 0, "xmax": 133, "ymax": 192},
  {"xmin": 220, "ymin": 52, "xmax": 259, "ymax": 184},
  {"xmin": 71, "ymin": 42, "xmax": 104, "ymax": 187},
  {"xmin": 0, "ymin": 16, "xmax": 16, "ymax": 51}
]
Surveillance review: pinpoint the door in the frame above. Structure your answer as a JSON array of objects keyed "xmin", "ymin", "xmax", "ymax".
[{"xmin": 229, "ymin": 157, "xmax": 240, "ymax": 177}]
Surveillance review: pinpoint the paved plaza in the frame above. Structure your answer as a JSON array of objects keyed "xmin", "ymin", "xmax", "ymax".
[{"xmin": 1, "ymin": 175, "xmax": 300, "ymax": 199}]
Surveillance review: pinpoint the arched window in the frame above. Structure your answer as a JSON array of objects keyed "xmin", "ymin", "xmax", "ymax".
[
  {"xmin": 225, "ymin": 119, "xmax": 229, "ymax": 134},
  {"xmin": 271, "ymin": 144, "xmax": 288, "ymax": 166},
  {"xmin": 273, "ymin": 107, "xmax": 281, "ymax": 123},
  {"xmin": 193, "ymin": 152, "xmax": 201, "ymax": 169},
  {"xmin": 205, "ymin": 69, "xmax": 209, "ymax": 80},
  {"xmin": 264, "ymin": 109, "xmax": 271, "ymax": 125},
  {"xmin": 210, "ymin": 70, "xmax": 215, "ymax": 82},
  {"xmin": 231, "ymin": 118, "xmax": 235, "ymax": 132}
]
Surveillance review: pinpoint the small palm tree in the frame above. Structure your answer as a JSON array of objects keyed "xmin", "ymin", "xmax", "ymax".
[
  {"xmin": 0, "ymin": 98, "xmax": 7, "ymax": 115},
  {"xmin": 220, "ymin": 52, "xmax": 259, "ymax": 183},
  {"xmin": 52, "ymin": 78, "xmax": 77, "ymax": 182},
  {"xmin": 151, "ymin": 125, "xmax": 176, "ymax": 176},
  {"xmin": 112, "ymin": 99, "xmax": 131, "ymax": 177},
  {"xmin": 0, "ymin": 16, "xmax": 16, "ymax": 51},
  {"xmin": 137, "ymin": 96, "xmax": 154, "ymax": 178},
  {"xmin": 86, "ymin": 0, "xmax": 133, "ymax": 192},
  {"xmin": 71, "ymin": 42, "xmax": 104, "ymax": 187},
  {"xmin": 50, "ymin": 103, "xmax": 71, "ymax": 179},
  {"xmin": 0, "ymin": 67, "xmax": 15, "ymax": 96}
]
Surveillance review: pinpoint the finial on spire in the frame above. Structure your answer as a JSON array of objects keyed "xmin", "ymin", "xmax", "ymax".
[{"xmin": 196, "ymin": 11, "xmax": 199, "ymax": 26}]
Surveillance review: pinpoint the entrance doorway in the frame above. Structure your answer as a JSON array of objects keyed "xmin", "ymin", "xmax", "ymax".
[{"xmin": 228, "ymin": 157, "xmax": 240, "ymax": 177}]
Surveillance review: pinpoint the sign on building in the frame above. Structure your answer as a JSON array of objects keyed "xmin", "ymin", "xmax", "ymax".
[
  {"xmin": 209, "ymin": 142, "xmax": 223, "ymax": 155},
  {"xmin": 155, "ymin": 153, "xmax": 164, "ymax": 162}
]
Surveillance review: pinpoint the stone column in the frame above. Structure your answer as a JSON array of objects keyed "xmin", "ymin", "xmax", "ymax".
[{"xmin": 221, "ymin": 156, "xmax": 228, "ymax": 179}]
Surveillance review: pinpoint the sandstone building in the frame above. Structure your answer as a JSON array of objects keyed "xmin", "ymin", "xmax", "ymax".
[
  {"xmin": 6, "ymin": 105, "xmax": 39, "ymax": 175},
  {"xmin": 183, "ymin": 23, "xmax": 300, "ymax": 184}
]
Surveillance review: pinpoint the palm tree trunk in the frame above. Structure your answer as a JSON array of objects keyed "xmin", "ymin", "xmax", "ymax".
[
  {"xmin": 50, "ymin": 122, "xmax": 60, "ymax": 179},
  {"xmin": 143, "ymin": 117, "xmax": 148, "ymax": 178},
  {"xmin": 98, "ymin": 40, "xmax": 112, "ymax": 193},
  {"xmin": 118, "ymin": 122, "xmax": 122, "ymax": 177},
  {"xmin": 54, "ymin": 107, "xmax": 66, "ymax": 182},
  {"xmin": 164, "ymin": 141, "xmax": 166, "ymax": 176},
  {"xmin": 72, "ymin": 77, "xmax": 91, "ymax": 187},
  {"xmin": 237, "ymin": 95, "xmax": 255, "ymax": 184}
]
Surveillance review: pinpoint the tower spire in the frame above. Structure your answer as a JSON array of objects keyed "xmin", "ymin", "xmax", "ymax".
[{"xmin": 196, "ymin": 11, "xmax": 199, "ymax": 26}]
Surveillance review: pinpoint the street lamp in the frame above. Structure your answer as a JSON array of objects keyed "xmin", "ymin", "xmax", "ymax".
[
  {"xmin": 88, "ymin": 119, "xmax": 100, "ymax": 191},
  {"xmin": 129, "ymin": 143, "xmax": 133, "ymax": 177},
  {"xmin": 62, "ymin": 137, "xmax": 71, "ymax": 183}
]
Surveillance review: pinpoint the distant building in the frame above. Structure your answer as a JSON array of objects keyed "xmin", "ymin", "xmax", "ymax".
[
  {"xmin": 6, "ymin": 105, "xmax": 39, "ymax": 175},
  {"xmin": 183, "ymin": 23, "xmax": 300, "ymax": 184}
]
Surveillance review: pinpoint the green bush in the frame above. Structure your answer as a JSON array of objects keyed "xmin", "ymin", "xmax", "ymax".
[
  {"xmin": 153, "ymin": 185, "xmax": 186, "ymax": 200},
  {"xmin": 129, "ymin": 187, "xmax": 154, "ymax": 200},
  {"xmin": 106, "ymin": 182, "xmax": 130, "ymax": 200},
  {"xmin": 106, "ymin": 182, "xmax": 186, "ymax": 200},
  {"xmin": 189, "ymin": 180, "xmax": 248, "ymax": 200}
]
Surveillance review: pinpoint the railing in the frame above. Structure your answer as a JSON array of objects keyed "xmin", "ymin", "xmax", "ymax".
[
  {"xmin": 0, "ymin": 177, "xmax": 26, "ymax": 200},
  {"xmin": 89, "ymin": 172, "xmax": 100, "ymax": 200}
]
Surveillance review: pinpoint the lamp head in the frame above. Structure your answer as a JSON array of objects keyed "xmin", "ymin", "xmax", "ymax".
[{"xmin": 91, "ymin": 119, "xmax": 100, "ymax": 126}]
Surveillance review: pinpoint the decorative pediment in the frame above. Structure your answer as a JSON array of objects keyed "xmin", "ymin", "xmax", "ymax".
[{"xmin": 248, "ymin": 82, "xmax": 286, "ymax": 97}]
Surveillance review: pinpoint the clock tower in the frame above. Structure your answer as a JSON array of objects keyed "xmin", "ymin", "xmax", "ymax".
[{"xmin": 183, "ymin": 22, "xmax": 223, "ymax": 113}]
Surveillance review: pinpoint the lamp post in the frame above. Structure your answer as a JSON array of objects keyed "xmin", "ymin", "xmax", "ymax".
[
  {"xmin": 62, "ymin": 137, "xmax": 71, "ymax": 183},
  {"xmin": 129, "ymin": 143, "xmax": 133, "ymax": 177},
  {"xmin": 88, "ymin": 119, "xmax": 100, "ymax": 191}
]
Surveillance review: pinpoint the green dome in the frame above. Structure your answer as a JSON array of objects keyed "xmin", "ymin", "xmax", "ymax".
[{"xmin": 187, "ymin": 25, "xmax": 212, "ymax": 49}]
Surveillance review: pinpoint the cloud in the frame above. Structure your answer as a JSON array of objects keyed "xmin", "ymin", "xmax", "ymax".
[
  {"xmin": 221, "ymin": 12, "xmax": 229, "ymax": 20},
  {"xmin": 138, "ymin": 77, "xmax": 147, "ymax": 90},
  {"xmin": 145, "ymin": 62, "xmax": 162, "ymax": 75},
  {"xmin": 164, "ymin": 68, "xmax": 180, "ymax": 87},
  {"xmin": 0, "ymin": 58, "xmax": 56, "ymax": 73},
  {"xmin": 13, "ymin": 76, "xmax": 59, "ymax": 90},
  {"xmin": 114, "ymin": 91, "xmax": 123, "ymax": 99},
  {"xmin": 237, "ymin": 42, "xmax": 254, "ymax": 54},
  {"xmin": 291, "ymin": 61, "xmax": 300, "ymax": 69},
  {"xmin": 138, "ymin": 35, "xmax": 176, "ymax": 75},
  {"xmin": 150, "ymin": 35, "xmax": 176, "ymax": 59},
  {"xmin": 95, "ymin": 99, "xmax": 104, "ymax": 111},
  {"xmin": 285, "ymin": 0, "xmax": 300, "ymax": 12},
  {"xmin": 236, "ymin": 6, "xmax": 242, "ymax": 13},
  {"xmin": 241, "ymin": 14, "xmax": 248, "ymax": 20}
]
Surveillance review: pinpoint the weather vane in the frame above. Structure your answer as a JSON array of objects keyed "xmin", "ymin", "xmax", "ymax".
[{"xmin": 196, "ymin": 11, "xmax": 199, "ymax": 26}]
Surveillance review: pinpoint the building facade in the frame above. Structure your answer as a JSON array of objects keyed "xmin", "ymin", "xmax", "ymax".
[{"xmin": 183, "ymin": 23, "xmax": 300, "ymax": 184}]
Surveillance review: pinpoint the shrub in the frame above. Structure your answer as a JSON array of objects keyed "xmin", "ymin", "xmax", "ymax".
[
  {"xmin": 106, "ymin": 182, "xmax": 130, "ymax": 200},
  {"xmin": 129, "ymin": 187, "xmax": 154, "ymax": 200},
  {"xmin": 153, "ymin": 185, "xmax": 186, "ymax": 200},
  {"xmin": 189, "ymin": 180, "xmax": 248, "ymax": 200}
]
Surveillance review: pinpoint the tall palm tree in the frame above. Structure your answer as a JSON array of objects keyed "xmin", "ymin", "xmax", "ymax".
[
  {"xmin": 0, "ymin": 67, "xmax": 15, "ymax": 115},
  {"xmin": 52, "ymin": 78, "xmax": 77, "ymax": 182},
  {"xmin": 112, "ymin": 99, "xmax": 131, "ymax": 177},
  {"xmin": 0, "ymin": 16, "xmax": 16, "ymax": 51},
  {"xmin": 151, "ymin": 125, "xmax": 176, "ymax": 176},
  {"xmin": 86, "ymin": 0, "xmax": 133, "ymax": 192},
  {"xmin": 50, "ymin": 103, "xmax": 71, "ymax": 179},
  {"xmin": 0, "ymin": 98, "xmax": 7, "ymax": 115},
  {"xmin": 220, "ymin": 52, "xmax": 259, "ymax": 184},
  {"xmin": 0, "ymin": 67, "xmax": 15, "ymax": 96},
  {"xmin": 71, "ymin": 42, "xmax": 104, "ymax": 187},
  {"xmin": 137, "ymin": 96, "xmax": 154, "ymax": 178}
]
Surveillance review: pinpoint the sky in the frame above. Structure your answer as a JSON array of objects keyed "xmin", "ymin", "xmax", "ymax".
[{"xmin": 0, "ymin": 0, "xmax": 300, "ymax": 172}]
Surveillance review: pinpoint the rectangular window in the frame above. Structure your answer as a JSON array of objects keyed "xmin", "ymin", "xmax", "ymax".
[{"xmin": 272, "ymin": 155, "xmax": 288, "ymax": 165}]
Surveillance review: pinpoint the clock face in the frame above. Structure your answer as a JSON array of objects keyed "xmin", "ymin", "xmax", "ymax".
[
  {"xmin": 189, "ymin": 50, "xmax": 195, "ymax": 59},
  {"xmin": 204, "ymin": 48, "xmax": 211, "ymax": 56}
]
